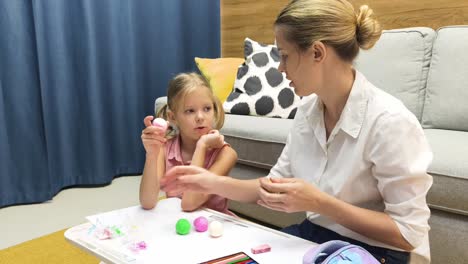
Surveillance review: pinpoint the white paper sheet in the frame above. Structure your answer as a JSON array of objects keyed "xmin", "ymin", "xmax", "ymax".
[{"xmin": 66, "ymin": 198, "xmax": 315, "ymax": 263}]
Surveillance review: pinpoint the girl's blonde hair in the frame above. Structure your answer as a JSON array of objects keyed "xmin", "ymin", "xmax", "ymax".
[
  {"xmin": 156, "ymin": 73, "xmax": 224, "ymax": 137},
  {"xmin": 275, "ymin": 0, "xmax": 382, "ymax": 62}
]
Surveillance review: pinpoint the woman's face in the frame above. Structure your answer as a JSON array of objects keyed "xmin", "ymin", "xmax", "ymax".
[{"xmin": 275, "ymin": 26, "xmax": 322, "ymax": 97}]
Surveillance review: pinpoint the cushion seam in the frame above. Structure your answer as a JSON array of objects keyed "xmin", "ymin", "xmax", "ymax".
[{"xmin": 224, "ymin": 134, "xmax": 286, "ymax": 144}]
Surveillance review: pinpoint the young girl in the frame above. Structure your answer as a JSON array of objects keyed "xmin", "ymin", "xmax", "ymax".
[{"xmin": 139, "ymin": 73, "xmax": 237, "ymax": 215}]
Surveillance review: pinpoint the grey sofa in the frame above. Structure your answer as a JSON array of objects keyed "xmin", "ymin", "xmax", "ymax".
[{"xmin": 155, "ymin": 26, "xmax": 468, "ymax": 263}]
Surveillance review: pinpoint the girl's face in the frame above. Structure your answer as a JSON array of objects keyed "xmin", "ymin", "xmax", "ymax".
[
  {"xmin": 275, "ymin": 26, "xmax": 323, "ymax": 97},
  {"xmin": 172, "ymin": 87, "xmax": 216, "ymax": 142}
]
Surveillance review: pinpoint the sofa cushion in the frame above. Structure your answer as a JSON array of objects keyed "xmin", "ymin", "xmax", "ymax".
[
  {"xmin": 221, "ymin": 114, "xmax": 291, "ymax": 168},
  {"xmin": 422, "ymin": 26, "xmax": 468, "ymax": 131},
  {"xmin": 424, "ymin": 129, "xmax": 468, "ymax": 215},
  {"xmin": 354, "ymin": 27, "xmax": 435, "ymax": 121}
]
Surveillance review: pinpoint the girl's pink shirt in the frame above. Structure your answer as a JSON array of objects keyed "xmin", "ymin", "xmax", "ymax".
[{"xmin": 164, "ymin": 135, "xmax": 234, "ymax": 216}]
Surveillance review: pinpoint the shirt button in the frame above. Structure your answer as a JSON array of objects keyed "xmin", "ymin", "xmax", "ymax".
[{"xmin": 380, "ymin": 258, "xmax": 386, "ymax": 263}]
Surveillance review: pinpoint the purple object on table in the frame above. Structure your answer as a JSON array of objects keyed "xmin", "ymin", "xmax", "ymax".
[
  {"xmin": 303, "ymin": 240, "xmax": 380, "ymax": 264},
  {"xmin": 193, "ymin": 216, "xmax": 209, "ymax": 232}
]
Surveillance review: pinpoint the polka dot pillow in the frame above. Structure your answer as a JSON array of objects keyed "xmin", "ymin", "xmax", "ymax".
[{"xmin": 223, "ymin": 38, "xmax": 301, "ymax": 119}]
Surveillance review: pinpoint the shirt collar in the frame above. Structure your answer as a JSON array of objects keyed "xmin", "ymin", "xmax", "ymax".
[
  {"xmin": 301, "ymin": 94, "xmax": 322, "ymax": 127},
  {"xmin": 305, "ymin": 70, "xmax": 368, "ymax": 139},
  {"xmin": 339, "ymin": 70, "xmax": 368, "ymax": 138}
]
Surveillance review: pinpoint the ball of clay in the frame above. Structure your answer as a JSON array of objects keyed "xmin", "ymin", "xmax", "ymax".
[
  {"xmin": 152, "ymin": 118, "xmax": 168, "ymax": 131},
  {"xmin": 208, "ymin": 220, "xmax": 223, "ymax": 237},
  {"xmin": 176, "ymin": 218, "xmax": 191, "ymax": 235},
  {"xmin": 193, "ymin": 216, "xmax": 208, "ymax": 232}
]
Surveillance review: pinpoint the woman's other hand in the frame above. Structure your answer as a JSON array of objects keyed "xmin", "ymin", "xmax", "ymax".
[
  {"xmin": 257, "ymin": 177, "xmax": 326, "ymax": 213},
  {"xmin": 141, "ymin": 115, "xmax": 167, "ymax": 155}
]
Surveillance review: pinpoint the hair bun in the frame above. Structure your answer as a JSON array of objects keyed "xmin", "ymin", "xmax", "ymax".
[{"xmin": 356, "ymin": 5, "xmax": 382, "ymax": 50}]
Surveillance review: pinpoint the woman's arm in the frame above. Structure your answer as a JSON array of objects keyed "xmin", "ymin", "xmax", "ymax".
[
  {"xmin": 181, "ymin": 144, "xmax": 237, "ymax": 211},
  {"xmin": 162, "ymin": 165, "xmax": 262, "ymax": 203},
  {"xmin": 321, "ymin": 194, "xmax": 414, "ymax": 251},
  {"xmin": 258, "ymin": 178, "xmax": 414, "ymax": 250},
  {"xmin": 139, "ymin": 148, "xmax": 166, "ymax": 210}
]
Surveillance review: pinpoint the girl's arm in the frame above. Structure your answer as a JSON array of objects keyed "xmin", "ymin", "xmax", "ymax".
[
  {"xmin": 139, "ymin": 147, "xmax": 166, "ymax": 210},
  {"xmin": 139, "ymin": 116, "xmax": 167, "ymax": 209},
  {"xmin": 181, "ymin": 143, "xmax": 237, "ymax": 211}
]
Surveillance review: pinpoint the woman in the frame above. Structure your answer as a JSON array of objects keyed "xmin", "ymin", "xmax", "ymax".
[{"xmin": 162, "ymin": 0, "xmax": 432, "ymax": 263}]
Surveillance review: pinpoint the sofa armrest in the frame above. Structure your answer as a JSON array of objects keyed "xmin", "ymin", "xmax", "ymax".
[{"xmin": 154, "ymin": 96, "xmax": 168, "ymax": 114}]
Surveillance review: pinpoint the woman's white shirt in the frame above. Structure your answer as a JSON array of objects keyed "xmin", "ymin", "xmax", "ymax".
[{"xmin": 268, "ymin": 70, "xmax": 433, "ymax": 263}]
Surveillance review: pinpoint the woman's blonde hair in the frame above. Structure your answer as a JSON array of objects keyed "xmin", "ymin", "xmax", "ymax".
[
  {"xmin": 156, "ymin": 72, "xmax": 224, "ymax": 137},
  {"xmin": 275, "ymin": 0, "xmax": 382, "ymax": 61}
]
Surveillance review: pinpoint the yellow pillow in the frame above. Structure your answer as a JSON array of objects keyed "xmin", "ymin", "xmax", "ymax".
[{"xmin": 195, "ymin": 57, "xmax": 244, "ymax": 103}]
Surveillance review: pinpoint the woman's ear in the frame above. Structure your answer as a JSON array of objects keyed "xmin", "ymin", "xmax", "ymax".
[{"xmin": 311, "ymin": 41, "xmax": 326, "ymax": 62}]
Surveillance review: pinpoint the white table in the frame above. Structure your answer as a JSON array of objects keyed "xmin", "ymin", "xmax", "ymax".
[{"xmin": 65, "ymin": 198, "xmax": 315, "ymax": 263}]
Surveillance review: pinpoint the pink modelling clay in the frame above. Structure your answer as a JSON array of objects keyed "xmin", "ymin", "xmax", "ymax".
[
  {"xmin": 152, "ymin": 118, "xmax": 168, "ymax": 132},
  {"xmin": 193, "ymin": 216, "xmax": 208, "ymax": 232},
  {"xmin": 251, "ymin": 244, "xmax": 271, "ymax": 254}
]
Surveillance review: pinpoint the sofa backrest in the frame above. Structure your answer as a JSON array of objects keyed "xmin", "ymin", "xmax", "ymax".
[
  {"xmin": 354, "ymin": 27, "xmax": 436, "ymax": 121},
  {"xmin": 421, "ymin": 26, "xmax": 468, "ymax": 131}
]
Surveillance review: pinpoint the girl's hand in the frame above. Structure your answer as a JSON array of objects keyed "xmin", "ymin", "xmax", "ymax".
[
  {"xmin": 141, "ymin": 116, "xmax": 167, "ymax": 155},
  {"xmin": 198, "ymin": 130, "xmax": 224, "ymax": 149},
  {"xmin": 257, "ymin": 177, "xmax": 327, "ymax": 213}
]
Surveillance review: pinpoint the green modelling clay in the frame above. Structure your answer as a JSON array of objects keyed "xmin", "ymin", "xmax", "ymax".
[{"xmin": 176, "ymin": 218, "xmax": 191, "ymax": 235}]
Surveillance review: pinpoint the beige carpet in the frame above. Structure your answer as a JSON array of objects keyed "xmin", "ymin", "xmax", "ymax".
[{"xmin": 0, "ymin": 229, "xmax": 98, "ymax": 264}]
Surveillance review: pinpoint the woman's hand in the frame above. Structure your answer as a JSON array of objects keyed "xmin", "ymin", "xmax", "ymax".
[
  {"xmin": 161, "ymin": 165, "xmax": 219, "ymax": 194},
  {"xmin": 198, "ymin": 130, "xmax": 224, "ymax": 150},
  {"xmin": 257, "ymin": 177, "xmax": 327, "ymax": 213},
  {"xmin": 141, "ymin": 116, "xmax": 167, "ymax": 155}
]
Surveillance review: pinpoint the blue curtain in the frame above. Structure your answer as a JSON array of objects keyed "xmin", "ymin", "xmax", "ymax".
[{"xmin": 0, "ymin": 0, "xmax": 220, "ymax": 207}]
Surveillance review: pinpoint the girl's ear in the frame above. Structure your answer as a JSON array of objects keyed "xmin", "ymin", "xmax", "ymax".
[{"xmin": 167, "ymin": 110, "xmax": 177, "ymax": 126}]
